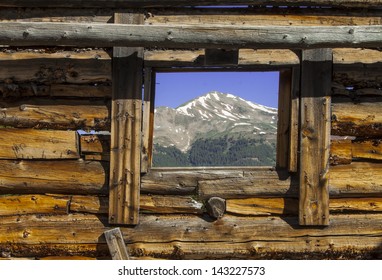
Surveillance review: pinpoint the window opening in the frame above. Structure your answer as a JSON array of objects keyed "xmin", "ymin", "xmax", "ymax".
[{"xmin": 152, "ymin": 71, "xmax": 280, "ymax": 167}]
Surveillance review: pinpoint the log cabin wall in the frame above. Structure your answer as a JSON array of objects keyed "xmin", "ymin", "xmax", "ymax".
[{"xmin": 0, "ymin": 2, "xmax": 382, "ymax": 259}]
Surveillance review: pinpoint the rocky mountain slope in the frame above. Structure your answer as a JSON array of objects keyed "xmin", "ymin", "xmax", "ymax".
[{"xmin": 154, "ymin": 91, "xmax": 277, "ymax": 165}]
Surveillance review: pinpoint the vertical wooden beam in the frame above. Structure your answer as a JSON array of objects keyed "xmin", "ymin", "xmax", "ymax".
[
  {"xmin": 289, "ymin": 66, "xmax": 300, "ymax": 173},
  {"xmin": 276, "ymin": 69, "xmax": 292, "ymax": 169},
  {"xmin": 109, "ymin": 12, "xmax": 144, "ymax": 225},
  {"xmin": 299, "ymin": 49, "xmax": 332, "ymax": 226},
  {"xmin": 141, "ymin": 67, "xmax": 156, "ymax": 173}
]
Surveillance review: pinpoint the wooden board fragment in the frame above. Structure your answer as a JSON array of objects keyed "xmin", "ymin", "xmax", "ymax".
[
  {"xmin": 0, "ymin": 160, "xmax": 108, "ymax": 195},
  {"xmin": 109, "ymin": 12, "xmax": 143, "ymax": 225},
  {"xmin": 0, "ymin": 99, "xmax": 109, "ymax": 130},
  {"xmin": 299, "ymin": 49, "xmax": 332, "ymax": 226},
  {"xmin": 104, "ymin": 228, "xmax": 129, "ymax": 260},
  {"xmin": 0, "ymin": 128, "xmax": 79, "ymax": 159}
]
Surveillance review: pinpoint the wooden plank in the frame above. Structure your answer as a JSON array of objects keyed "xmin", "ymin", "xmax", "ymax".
[
  {"xmin": 109, "ymin": 12, "xmax": 144, "ymax": 225},
  {"xmin": 276, "ymin": 69, "xmax": 291, "ymax": 169},
  {"xmin": 141, "ymin": 67, "xmax": 156, "ymax": 173},
  {"xmin": 0, "ymin": 0, "xmax": 381, "ymax": 8},
  {"xmin": 330, "ymin": 162, "xmax": 382, "ymax": 197},
  {"xmin": 333, "ymin": 64, "xmax": 382, "ymax": 88},
  {"xmin": 227, "ymin": 197, "xmax": 382, "ymax": 216},
  {"xmin": 0, "ymin": 23, "xmax": 381, "ymax": 49},
  {"xmin": 0, "ymin": 7, "xmax": 113, "ymax": 23},
  {"xmin": 104, "ymin": 228, "xmax": 129, "ymax": 260},
  {"xmin": 0, "ymin": 128, "xmax": 79, "ymax": 159},
  {"xmin": 70, "ymin": 195, "xmax": 204, "ymax": 214},
  {"xmin": 146, "ymin": 10, "xmax": 382, "ymax": 26},
  {"xmin": 0, "ymin": 194, "xmax": 70, "ymax": 216},
  {"xmin": 0, "ymin": 99, "xmax": 110, "ymax": 130},
  {"xmin": 289, "ymin": 66, "xmax": 300, "ymax": 172},
  {"xmin": 0, "ymin": 50, "xmax": 111, "ymax": 84},
  {"xmin": 0, "ymin": 160, "xmax": 108, "ymax": 195},
  {"xmin": 0, "ymin": 83, "xmax": 111, "ymax": 99},
  {"xmin": 331, "ymin": 102, "xmax": 382, "ymax": 137},
  {"xmin": 0, "ymin": 213, "xmax": 381, "ymax": 259},
  {"xmin": 330, "ymin": 139, "xmax": 382, "ymax": 165},
  {"xmin": 299, "ymin": 49, "xmax": 332, "ymax": 226}
]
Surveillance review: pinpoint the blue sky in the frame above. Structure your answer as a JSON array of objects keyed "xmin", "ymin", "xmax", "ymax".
[{"xmin": 154, "ymin": 71, "xmax": 280, "ymax": 109}]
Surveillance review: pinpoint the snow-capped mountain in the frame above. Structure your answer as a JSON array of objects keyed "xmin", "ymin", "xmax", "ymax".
[{"xmin": 154, "ymin": 91, "xmax": 277, "ymax": 152}]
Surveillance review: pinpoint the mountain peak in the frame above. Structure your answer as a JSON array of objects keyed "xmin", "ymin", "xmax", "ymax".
[{"xmin": 155, "ymin": 91, "xmax": 278, "ymax": 152}]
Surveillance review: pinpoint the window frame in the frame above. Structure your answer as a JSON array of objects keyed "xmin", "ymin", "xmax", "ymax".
[{"xmin": 141, "ymin": 63, "xmax": 300, "ymax": 173}]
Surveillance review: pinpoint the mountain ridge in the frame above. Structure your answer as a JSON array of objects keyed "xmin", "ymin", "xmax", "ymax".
[{"xmin": 154, "ymin": 91, "xmax": 278, "ymax": 153}]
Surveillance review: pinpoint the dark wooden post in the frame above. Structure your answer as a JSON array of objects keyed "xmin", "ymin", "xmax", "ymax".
[
  {"xmin": 299, "ymin": 49, "xmax": 332, "ymax": 226},
  {"xmin": 109, "ymin": 12, "xmax": 144, "ymax": 225}
]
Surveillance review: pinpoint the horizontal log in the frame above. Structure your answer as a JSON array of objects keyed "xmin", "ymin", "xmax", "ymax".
[
  {"xmin": 0, "ymin": 213, "xmax": 381, "ymax": 259},
  {"xmin": 0, "ymin": 194, "xmax": 69, "ymax": 216},
  {"xmin": 333, "ymin": 65, "xmax": 382, "ymax": 88},
  {"xmin": 330, "ymin": 139, "xmax": 382, "ymax": 165},
  {"xmin": 0, "ymin": 0, "xmax": 381, "ymax": 8},
  {"xmin": 1, "ymin": 162, "xmax": 379, "ymax": 198},
  {"xmin": 330, "ymin": 162, "xmax": 382, "ymax": 196},
  {"xmin": 198, "ymin": 168, "xmax": 298, "ymax": 199},
  {"xmin": 226, "ymin": 197, "xmax": 382, "ymax": 216},
  {"xmin": 0, "ymin": 99, "xmax": 110, "ymax": 130},
  {"xmin": 0, "ymin": 83, "xmax": 111, "ymax": 98},
  {"xmin": 331, "ymin": 101, "xmax": 382, "ymax": 137},
  {"xmin": 70, "ymin": 194, "xmax": 204, "ymax": 214},
  {"xmin": 147, "ymin": 11, "xmax": 382, "ymax": 26},
  {"xmin": 141, "ymin": 167, "xmax": 247, "ymax": 195},
  {"xmin": 0, "ymin": 8, "xmax": 113, "ymax": 23},
  {"xmin": 0, "ymin": 22, "xmax": 381, "ymax": 49},
  {"xmin": 4, "ymin": 194, "xmax": 380, "ymax": 218},
  {"xmin": 0, "ymin": 160, "xmax": 108, "ymax": 195},
  {"xmin": 0, "ymin": 128, "xmax": 79, "ymax": 159},
  {"xmin": 0, "ymin": 50, "xmax": 111, "ymax": 84}
]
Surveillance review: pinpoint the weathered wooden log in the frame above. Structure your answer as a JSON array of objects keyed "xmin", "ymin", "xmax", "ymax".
[
  {"xmin": 331, "ymin": 102, "xmax": 382, "ymax": 137},
  {"xmin": 0, "ymin": 160, "xmax": 108, "ymax": 195},
  {"xmin": 198, "ymin": 168, "xmax": 298, "ymax": 199},
  {"xmin": 0, "ymin": 22, "xmax": 381, "ymax": 49},
  {"xmin": 0, "ymin": 83, "xmax": 111, "ymax": 99},
  {"xmin": 330, "ymin": 162, "xmax": 382, "ymax": 196},
  {"xmin": 147, "ymin": 10, "xmax": 382, "ymax": 26},
  {"xmin": 70, "ymin": 195, "xmax": 203, "ymax": 214},
  {"xmin": 0, "ymin": 0, "xmax": 381, "ymax": 8},
  {"xmin": 333, "ymin": 64, "xmax": 382, "ymax": 88},
  {"xmin": 142, "ymin": 168, "xmax": 246, "ymax": 195},
  {"xmin": 0, "ymin": 194, "xmax": 70, "ymax": 216},
  {"xmin": 0, "ymin": 213, "xmax": 381, "ymax": 259},
  {"xmin": 0, "ymin": 50, "xmax": 111, "ymax": 84},
  {"xmin": 0, "ymin": 128, "xmax": 79, "ymax": 159},
  {"xmin": 330, "ymin": 138, "xmax": 382, "ymax": 165},
  {"xmin": 0, "ymin": 99, "xmax": 110, "ymax": 130},
  {"xmin": 227, "ymin": 197, "xmax": 382, "ymax": 216},
  {"xmin": 3, "ymin": 194, "xmax": 380, "ymax": 217},
  {"xmin": 0, "ymin": 7, "xmax": 113, "ymax": 23}
]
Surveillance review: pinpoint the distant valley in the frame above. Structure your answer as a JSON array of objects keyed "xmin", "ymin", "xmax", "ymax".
[{"xmin": 153, "ymin": 91, "xmax": 277, "ymax": 167}]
